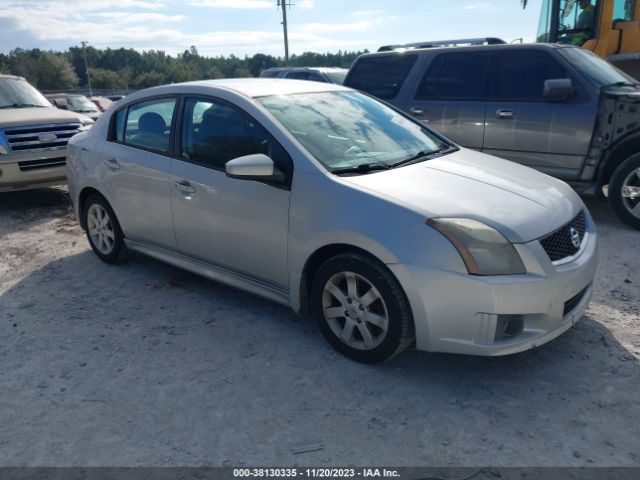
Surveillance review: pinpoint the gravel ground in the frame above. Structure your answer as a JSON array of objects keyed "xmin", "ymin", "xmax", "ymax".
[{"xmin": 0, "ymin": 186, "xmax": 638, "ymax": 467}]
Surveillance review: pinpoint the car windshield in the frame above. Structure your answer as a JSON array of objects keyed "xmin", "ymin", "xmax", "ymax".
[
  {"xmin": 325, "ymin": 70, "xmax": 347, "ymax": 84},
  {"xmin": 258, "ymin": 91, "xmax": 450, "ymax": 172},
  {"xmin": 558, "ymin": 47, "xmax": 638, "ymax": 87},
  {"xmin": 0, "ymin": 77, "xmax": 51, "ymax": 108},
  {"xmin": 66, "ymin": 95, "xmax": 99, "ymax": 112}
]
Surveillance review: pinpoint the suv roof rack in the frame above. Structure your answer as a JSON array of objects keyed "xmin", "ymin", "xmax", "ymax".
[{"xmin": 377, "ymin": 37, "xmax": 506, "ymax": 52}]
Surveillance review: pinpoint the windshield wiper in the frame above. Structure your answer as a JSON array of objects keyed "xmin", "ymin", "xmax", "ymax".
[
  {"xmin": 602, "ymin": 81, "xmax": 639, "ymax": 89},
  {"xmin": 0, "ymin": 103, "xmax": 47, "ymax": 109},
  {"xmin": 331, "ymin": 162, "xmax": 392, "ymax": 175},
  {"xmin": 389, "ymin": 148, "xmax": 443, "ymax": 168}
]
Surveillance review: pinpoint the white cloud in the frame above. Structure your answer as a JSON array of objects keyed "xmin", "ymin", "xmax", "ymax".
[
  {"xmin": 463, "ymin": 2, "xmax": 496, "ymax": 10},
  {"xmin": 187, "ymin": 0, "xmax": 273, "ymax": 8},
  {"xmin": 301, "ymin": 21, "xmax": 376, "ymax": 33}
]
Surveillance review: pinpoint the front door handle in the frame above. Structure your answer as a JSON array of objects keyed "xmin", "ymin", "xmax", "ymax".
[
  {"xmin": 103, "ymin": 158, "xmax": 120, "ymax": 170},
  {"xmin": 409, "ymin": 106, "xmax": 424, "ymax": 116},
  {"xmin": 496, "ymin": 109, "xmax": 514, "ymax": 119},
  {"xmin": 174, "ymin": 180, "xmax": 196, "ymax": 195}
]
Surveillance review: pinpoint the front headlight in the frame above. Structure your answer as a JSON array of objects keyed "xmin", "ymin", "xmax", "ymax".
[
  {"xmin": 427, "ymin": 218, "xmax": 526, "ymax": 275},
  {"xmin": 78, "ymin": 120, "xmax": 94, "ymax": 132}
]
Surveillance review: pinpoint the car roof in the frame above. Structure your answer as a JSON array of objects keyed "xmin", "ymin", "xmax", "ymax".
[
  {"xmin": 162, "ymin": 78, "xmax": 350, "ymax": 98},
  {"xmin": 264, "ymin": 66, "xmax": 347, "ymax": 72},
  {"xmin": 0, "ymin": 74, "xmax": 24, "ymax": 80},
  {"xmin": 356, "ymin": 42, "xmax": 577, "ymax": 59}
]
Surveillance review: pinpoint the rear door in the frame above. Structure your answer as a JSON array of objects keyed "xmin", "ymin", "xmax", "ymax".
[
  {"xmin": 482, "ymin": 49, "xmax": 595, "ymax": 180},
  {"xmin": 100, "ymin": 96, "xmax": 178, "ymax": 249},
  {"xmin": 403, "ymin": 51, "xmax": 492, "ymax": 149}
]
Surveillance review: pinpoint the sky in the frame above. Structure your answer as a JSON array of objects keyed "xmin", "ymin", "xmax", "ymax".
[{"xmin": 0, "ymin": 0, "xmax": 544, "ymax": 57}]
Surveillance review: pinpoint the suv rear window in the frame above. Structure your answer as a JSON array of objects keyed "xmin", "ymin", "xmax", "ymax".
[
  {"xmin": 415, "ymin": 52, "xmax": 491, "ymax": 100},
  {"xmin": 346, "ymin": 54, "xmax": 417, "ymax": 100}
]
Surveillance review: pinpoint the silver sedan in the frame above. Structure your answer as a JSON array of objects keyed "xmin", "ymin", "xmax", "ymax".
[{"xmin": 67, "ymin": 79, "xmax": 598, "ymax": 363}]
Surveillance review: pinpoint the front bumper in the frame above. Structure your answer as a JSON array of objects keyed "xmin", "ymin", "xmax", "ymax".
[
  {"xmin": 0, "ymin": 150, "xmax": 67, "ymax": 192},
  {"xmin": 390, "ymin": 221, "xmax": 598, "ymax": 356}
]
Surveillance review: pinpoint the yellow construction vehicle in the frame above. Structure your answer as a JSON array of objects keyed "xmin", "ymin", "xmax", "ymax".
[{"xmin": 529, "ymin": 0, "xmax": 640, "ymax": 77}]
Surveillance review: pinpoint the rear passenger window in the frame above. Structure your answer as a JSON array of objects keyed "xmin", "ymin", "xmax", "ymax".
[
  {"xmin": 112, "ymin": 109, "xmax": 125, "ymax": 143},
  {"xmin": 493, "ymin": 50, "xmax": 567, "ymax": 101},
  {"xmin": 415, "ymin": 52, "xmax": 491, "ymax": 100},
  {"xmin": 124, "ymin": 97, "xmax": 176, "ymax": 152},
  {"xmin": 346, "ymin": 54, "xmax": 417, "ymax": 100}
]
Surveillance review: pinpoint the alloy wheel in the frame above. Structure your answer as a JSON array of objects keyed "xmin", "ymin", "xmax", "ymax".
[
  {"xmin": 322, "ymin": 271, "xmax": 389, "ymax": 351},
  {"xmin": 621, "ymin": 167, "xmax": 640, "ymax": 219},
  {"xmin": 87, "ymin": 203, "xmax": 115, "ymax": 255}
]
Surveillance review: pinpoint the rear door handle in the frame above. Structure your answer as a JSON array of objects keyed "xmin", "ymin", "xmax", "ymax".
[
  {"xmin": 409, "ymin": 106, "xmax": 424, "ymax": 116},
  {"xmin": 174, "ymin": 180, "xmax": 196, "ymax": 195},
  {"xmin": 496, "ymin": 109, "xmax": 514, "ymax": 119},
  {"xmin": 103, "ymin": 158, "xmax": 120, "ymax": 170}
]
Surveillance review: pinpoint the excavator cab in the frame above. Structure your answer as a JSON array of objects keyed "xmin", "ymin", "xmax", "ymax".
[{"xmin": 536, "ymin": 0, "xmax": 640, "ymax": 78}]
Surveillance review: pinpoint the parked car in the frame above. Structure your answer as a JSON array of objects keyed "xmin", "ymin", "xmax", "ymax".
[
  {"xmin": 260, "ymin": 67, "xmax": 348, "ymax": 84},
  {"xmin": 67, "ymin": 79, "xmax": 597, "ymax": 363},
  {"xmin": 0, "ymin": 74, "xmax": 93, "ymax": 192},
  {"xmin": 46, "ymin": 93, "xmax": 102, "ymax": 121},
  {"xmin": 89, "ymin": 96, "xmax": 113, "ymax": 112},
  {"xmin": 344, "ymin": 42, "xmax": 640, "ymax": 229}
]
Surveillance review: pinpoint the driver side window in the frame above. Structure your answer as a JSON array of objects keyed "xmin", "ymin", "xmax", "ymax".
[{"xmin": 181, "ymin": 97, "xmax": 270, "ymax": 170}]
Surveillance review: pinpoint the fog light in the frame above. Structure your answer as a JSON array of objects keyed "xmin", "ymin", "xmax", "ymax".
[{"xmin": 495, "ymin": 314, "xmax": 524, "ymax": 340}]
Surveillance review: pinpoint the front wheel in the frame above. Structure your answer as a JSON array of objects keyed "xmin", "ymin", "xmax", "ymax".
[
  {"xmin": 609, "ymin": 154, "xmax": 640, "ymax": 230},
  {"xmin": 311, "ymin": 252, "xmax": 414, "ymax": 363}
]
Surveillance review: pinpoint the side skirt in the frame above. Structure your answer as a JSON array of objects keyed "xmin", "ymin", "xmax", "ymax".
[{"xmin": 124, "ymin": 239, "xmax": 291, "ymax": 308}]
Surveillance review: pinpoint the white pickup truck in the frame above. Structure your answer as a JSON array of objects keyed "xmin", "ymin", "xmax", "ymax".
[{"xmin": 0, "ymin": 74, "xmax": 94, "ymax": 192}]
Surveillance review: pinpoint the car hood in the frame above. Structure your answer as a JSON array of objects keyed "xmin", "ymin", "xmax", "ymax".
[
  {"xmin": 341, "ymin": 148, "xmax": 583, "ymax": 243},
  {"xmin": 0, "ymin": 107, "xmax": 91, "ymax": 128}
]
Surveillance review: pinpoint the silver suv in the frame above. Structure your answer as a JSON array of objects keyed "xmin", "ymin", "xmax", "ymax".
[
  {"xmin": 0, "ymin": 74, "xmax": 93, "ymax": 192},
  {"xmin": 345, "ymin": 42, "xmax": 640, "ymax": 229}
]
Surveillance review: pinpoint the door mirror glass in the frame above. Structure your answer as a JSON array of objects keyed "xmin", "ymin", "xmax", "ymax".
[
  {"xmin": 225, "ymin": 154, "xmax": 284, "ymax": 182},
  {"xmin": 54, "ymin": 98, "xmax": 68, "ymax": 109},
  {"xmin": 543, "ymin": 78, "xmax": 576, "ymax": 100}
]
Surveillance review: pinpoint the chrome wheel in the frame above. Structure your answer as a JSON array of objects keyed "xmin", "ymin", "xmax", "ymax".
[
  {"xmin": 322, "ymin": 271, "xmax": 389, "ymax": 351},
  {"xmin": 621, "ymin": 167, "xmax": 640, "ymax": 218},
  {"xmin": 87, "ymin": 203, "xmax": 115, "ymax": 255}
]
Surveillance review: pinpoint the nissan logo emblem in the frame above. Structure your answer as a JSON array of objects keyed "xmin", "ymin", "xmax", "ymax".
[
  {"xmin": 569, "ymin": 227, "xmax": 581, "ymax": 249},
  {"xmin": 38, "ymin": 133, "xmax": 57, "ymax": 142}
]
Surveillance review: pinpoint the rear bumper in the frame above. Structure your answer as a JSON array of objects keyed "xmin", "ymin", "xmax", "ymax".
[
  {"xmin": 390, "ymin": 220, "xmax": 598, "ymax": 356},
  {"xmin": 0, "ymin": 150, "xmax": 67, "ymax": 192}
]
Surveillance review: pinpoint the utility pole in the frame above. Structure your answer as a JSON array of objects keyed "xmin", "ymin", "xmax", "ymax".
[
  {"xmin": 277, "ymin": 0, "xmax": 290, "ymax": 63},
  {"xmin": 81, "ymin": 41, "xmax": 92, "ymax": 96}
]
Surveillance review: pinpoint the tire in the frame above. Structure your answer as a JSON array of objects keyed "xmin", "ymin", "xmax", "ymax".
[
  {"xmin": 310, "ymin": 251, "xmax": 415, "ymax": 363},
  {"xmin": 609, "ymin": 153, "xmax": 640, "ymax": 230},
  {"xmin": 83, "ymin": 194, "xmax": 130, "ymax": 264}
]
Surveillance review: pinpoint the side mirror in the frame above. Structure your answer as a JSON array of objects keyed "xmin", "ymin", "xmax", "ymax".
[
  {"xmin": 225, "ymin": 153, "xmax": 285, "ymax": 183},
  {"xmin": 54, "ymin": 99, "xmax": 68, "ymax": 109},
  {"xmin": 544, "ymin": 78, "xmax": 576, "ymax": 101}
]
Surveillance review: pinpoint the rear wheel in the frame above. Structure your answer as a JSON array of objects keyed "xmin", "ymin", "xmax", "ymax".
[
  {"xmin": 609, "ymin": 154, "xmax": 640, "ymax": 230},
  {"xmin": 311, "ymin": 252, "xmax": 414, "ymax": 363},
  {"xmin": 84, "ymin": 194, "xmax": 129, "ymax": 263}
]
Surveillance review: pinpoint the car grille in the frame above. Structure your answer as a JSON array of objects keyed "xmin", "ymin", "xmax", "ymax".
[
  {"xmin": 18, "ymin": 157, "xmax": 66, "ymax": 172},
  {"xmin": 2, "ymin": 122, "xmax": 82, "ymax": 153},
  {"xmin": 539, "ymin": 210, "xmax": 587, "ymax": 262}
]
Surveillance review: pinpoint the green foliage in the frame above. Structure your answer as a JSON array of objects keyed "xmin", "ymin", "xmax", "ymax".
[
  {"xmin": 1, "ymin": 45, "xmax": 366, "ymax": 91},
  {"xmin": 3, "ymin": 49, "xmax": 79, "ymax": 89}
]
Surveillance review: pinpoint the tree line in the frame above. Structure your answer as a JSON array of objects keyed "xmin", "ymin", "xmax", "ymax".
[{"xmin": 0, "ymin": 46, "xmax": 366, "ymax": 92}]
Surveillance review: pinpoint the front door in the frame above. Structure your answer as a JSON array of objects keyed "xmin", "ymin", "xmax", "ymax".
[
  {"xmin": 100, "ymin": 96, "xmax": 178, "ymax": 249},
  {"xmin": 482, "ymin": 49, "xmax": 595, "ymax": 181},
  {"xmin": 170, "ymin": 96, "xmax": 291, "ymax": 290}
]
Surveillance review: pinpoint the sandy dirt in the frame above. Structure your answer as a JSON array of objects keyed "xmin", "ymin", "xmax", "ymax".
[{"xmin": 0, "ymin": 186, "xmax": 638, "ymax": 467}]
